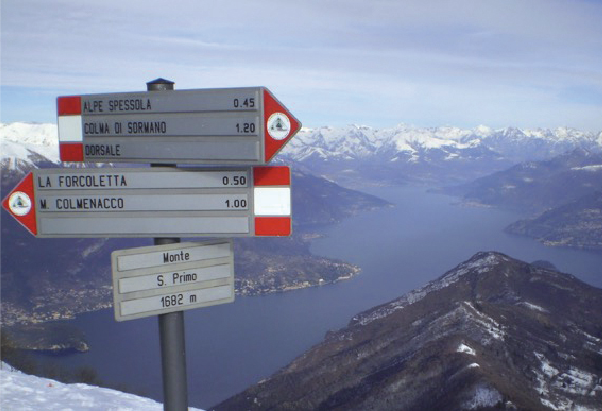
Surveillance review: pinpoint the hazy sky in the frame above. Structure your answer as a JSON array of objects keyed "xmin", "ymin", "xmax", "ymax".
[{"xmin": 2, "ymin": 0, "xmax": 601, "ymax": 131}]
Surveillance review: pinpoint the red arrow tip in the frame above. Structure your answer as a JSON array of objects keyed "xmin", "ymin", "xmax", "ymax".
[
  {"xmin": 2, "ymin": 173, "xmax": 37, "ymax": 236},
  {"xmin": 263, "ymin": 89, "xmax": 302, "ymax": 163}
]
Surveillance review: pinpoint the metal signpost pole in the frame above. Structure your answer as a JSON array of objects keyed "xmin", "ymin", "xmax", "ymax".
[{"xmin": 148, "ymin": 79, "xmax": 188, "ymax": 411}]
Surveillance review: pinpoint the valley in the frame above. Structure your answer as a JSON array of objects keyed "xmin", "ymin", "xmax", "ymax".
[{"xmin": 16, "ymin": 184, "xmax": 602, "ymax": 408}]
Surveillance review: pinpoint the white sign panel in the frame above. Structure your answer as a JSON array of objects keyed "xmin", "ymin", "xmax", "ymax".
[{"xmin": 111, "ymin": 241, "xmax": 234, "ymax": 321}]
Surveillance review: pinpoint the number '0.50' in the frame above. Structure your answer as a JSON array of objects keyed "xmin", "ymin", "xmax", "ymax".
[{"xmin": 222, "ymin": 175, "xmax": 247, "ymax": 186}]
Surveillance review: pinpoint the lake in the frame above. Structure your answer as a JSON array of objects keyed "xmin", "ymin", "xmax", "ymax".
[{"xmin": 40, "ymin": 186, "xmax": 602, "ymax": 409}]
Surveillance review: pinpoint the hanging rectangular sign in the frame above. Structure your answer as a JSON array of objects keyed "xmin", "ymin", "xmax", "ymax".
[
  {"xmin": 112, "ymin": 240, "xmax": 234, "ymax": 321},
  {"xmin": 2, "ymin": 166, "xmax": 292, "ymax": 238},
  {"xmin": 56, "ymin": 87, "xmax": 301, "ymax": 165}
]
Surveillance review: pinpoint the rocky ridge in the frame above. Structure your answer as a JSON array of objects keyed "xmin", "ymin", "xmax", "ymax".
[{"xmin": 216, "ymin": 252, "xmax": 602, "ymax": 411}]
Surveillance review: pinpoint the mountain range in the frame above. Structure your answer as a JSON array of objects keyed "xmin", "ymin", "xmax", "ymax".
[
  {"xmin": 4, "ymin": 122, "xmax": 601, "ymax": 185},
  {"xmin": 281, "ymin": 124, "xmax": 602, "ymax": 185},
  {"xmin": 451, "ymin": 149, "xmax": 602, "ymax": 213},
  {"xmin": 216, "ymin": 252, "xmax": 602, "ymax": 411},
  {"xmin": 443, "ymin": 149, "xmax": 602, "ymax": 252}
]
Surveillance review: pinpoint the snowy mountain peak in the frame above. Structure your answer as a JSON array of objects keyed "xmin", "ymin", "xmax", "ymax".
[
  {"xmin": 438, "ymin": 251, "xmax": 510, "ymax": 282},
  {"xmin": 474, "ymin": 124, "xmax": 493, "ymax": 136},
  {"xmin": 499, "ymin": 126, "xmax": 526, "ymax": 138},
  {"xmin": 1, "ymin": 122, "xmax": 60, "ymax": 170},
  {"xmin": 1, "ymin": 122, "xmax": 58, "ymax": 147}
]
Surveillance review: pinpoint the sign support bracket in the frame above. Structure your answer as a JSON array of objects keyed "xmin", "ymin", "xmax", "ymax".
[{"xmin": 148, "ymin": 79, "xmax": 188, "ymax": 411}]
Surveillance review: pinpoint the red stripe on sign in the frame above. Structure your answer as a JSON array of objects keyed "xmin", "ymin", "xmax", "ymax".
[
  {"xmin": 57, "ymin": 96, "xmax": 82, "ymax": 116},
  {"xmin": 59, "ymin": 142, "xmax": 84, "ymax": 162},
  {"xmin": 1, "ymin": 173, "xmax": 37, "ymax": 236},
  {"xmin": 253, "ymin": 166, "xmax": 291, "ymax": 186},
  {"xmin": 255, "ymin": 217, "xmax": 292, "ymax": 236}
]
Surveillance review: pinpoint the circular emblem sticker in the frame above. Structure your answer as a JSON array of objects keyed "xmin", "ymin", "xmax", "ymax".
[
  {"xmin": 267, "ymin": 113, "xmax": 291, "ymax": 140},
  {"xmin": 8, "ymin": 191, "xmax": 32, "ymax": 216}
]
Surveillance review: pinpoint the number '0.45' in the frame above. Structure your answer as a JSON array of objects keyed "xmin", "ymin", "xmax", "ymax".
[{"xmin": 233, "ymin": 98, "xmax": 255, "ymax": 108}]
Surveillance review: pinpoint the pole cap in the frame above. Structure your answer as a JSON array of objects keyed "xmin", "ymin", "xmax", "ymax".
[{"xmin": 147, "ymin": 78, "xmax": 175, "ymax": 91}]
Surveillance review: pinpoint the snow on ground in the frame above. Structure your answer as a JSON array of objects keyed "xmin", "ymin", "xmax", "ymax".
[
  {"xmin": 571, "ymin": 165, "xmax": 602, "ymax": 172},
  {"xmin": 0, "ymin": 363, "xmax": 204, "ymax": 411},
  {"xmin": 531, "ymin": 354, "xmax": 602, "ymax": 410},
  {"xmin": 457, "ymin": 343, "xmax": 476, "ymax": 356},
  {"xmin": 519, "ymin": 301, "xmax": 548, "ymax": 312},
  {"xmin": 534, "ymin": 352, "xmax": 559, "ymax": 378},
  {"xmin": 462, "ymin": 301, "xmax": 507, "ymax": 342},
  {"xmin": 462, "ymin": 384, "xmax": 503, "ymax": 409}
]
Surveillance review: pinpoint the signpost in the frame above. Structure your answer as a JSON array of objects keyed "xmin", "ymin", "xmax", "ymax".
[
  {"xmin": 112, "ymin": 241, "xmax": 234, "ymax": 322},
  {"xmin": 2, "ymin": 166, "xmax": 292, "ymax": 238},
  {"xmin": 56, "ymin": 87, "xmax": 301, "ymax": 165},
  {"xmin": 2, "ymin": 80, "xmax": 300, "ymax": 411}
]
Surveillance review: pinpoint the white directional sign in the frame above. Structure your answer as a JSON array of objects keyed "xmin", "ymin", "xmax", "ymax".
[
  {"xmin": 112, "ymin": 241, "xmax": 234, "ymax": 321},
  {"xmin": 2, "ymin": 166, "xmax": 292, "ymax": 238},
  {"xmin": 56, "ymin": 87, "xmax": 301, "ymax": 165}
]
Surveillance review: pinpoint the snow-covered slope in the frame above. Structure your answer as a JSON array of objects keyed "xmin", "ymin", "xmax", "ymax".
[
  {"xmin": 1, "ymin": 122, "xmax": 60, "ymax": 171},
  {"xmin": 0, "ymin": 363, "xmax": 205, "ymax": 410}
]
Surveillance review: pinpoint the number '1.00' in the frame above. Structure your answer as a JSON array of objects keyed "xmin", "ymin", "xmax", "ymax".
[{"xmin": 225, "ymin": 199, "xmax": 247, "ymax": 208}]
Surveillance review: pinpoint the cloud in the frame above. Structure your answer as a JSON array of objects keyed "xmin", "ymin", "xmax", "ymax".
[{"xmin": 1, "ymin": 0, "xmax": 601, "ymax": 131}]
